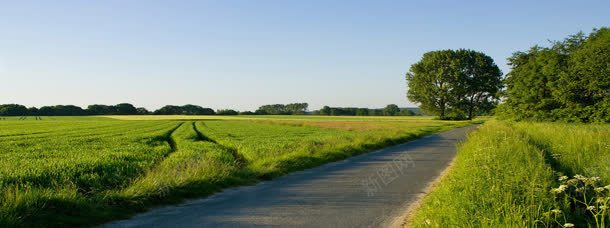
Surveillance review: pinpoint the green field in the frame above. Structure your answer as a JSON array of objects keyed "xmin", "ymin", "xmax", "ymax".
[
  {"xmin": 0, "ymin": 115, "xmax": 473, "ymax": 226},
  {"xmin": 410, "ymin": 120, "xmax": 610, "ymax": 227}
]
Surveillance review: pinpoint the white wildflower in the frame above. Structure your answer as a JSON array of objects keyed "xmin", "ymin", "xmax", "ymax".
[
  {"xmin": 600, "ymin": 206, "xmax": 607, "ymax": 210},
  {"xmin": 595, "ymin": 187, "xmax": 605, "ymax": 193},
  {"xmin": 559, "ymin": 176, "xmax": 569, "ymax": 182},
  {"xmin": 574, "ymin": 174, "xmax": 586, "ymax": 180},
  {"xmin": 564, "ymin": 223, "xmax": 575, "ymax": 228},
  {"xmin": 604, "ymin": 185, "xmax": 610, "ymax": 190},
  {"xmin": 587, "ymin": 206, "xmax": 596, "ymax": 211},
  {"xmin": 552, "ymin": 209, "xmax": 562, "ymax": 214},
  {"xmin": 552, "ymin": 185, "xmax": 568, "ymax": 194},
  {"xmin": 591, "ymin": 177, "xmax": 601, "ymax": 182}
]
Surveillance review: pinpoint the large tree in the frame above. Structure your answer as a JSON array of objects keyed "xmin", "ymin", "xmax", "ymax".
[
  {"xmin": 565, "ymin": 28, "xmax": 610, "ymax": 122},
  {"xmin": 499, "ymin": 46, "xmax": 571, "ymax": 121},
  {"xmin": 499, "ymin": 28, "xmax": 610, "ymax": 122},
  {"xmin": 406, "ymin": 50, "xmax": 455, "ymax": 119},
  {"xmin": 406, "ymin": 49, "xmax": 502, "ymax": 120},
  {"xmin": 455, "ymin": 49, "xmax": 504, "ymax": 119}
]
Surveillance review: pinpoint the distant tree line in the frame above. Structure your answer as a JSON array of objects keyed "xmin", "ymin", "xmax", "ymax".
[
  {"xmin": 87, "ymin": 103, "xmax": 144, "ymax": 115},
  {"xmin": 497, "ymin": 28, "xmax": 610, "ymax": 122},
  {"xmin": 0, "ymin": 104, "xmax": 92, "ymax": 116},
  {"xmin": 216, "ymin": 109, "xmax": 240, "ymax": 115},
  {"xmin": 254, "ymin": 103, "xmax": 309, "ymax": 115},
  {"xmin": 314, "ymin": 104, "xmax": 417, "ymax": 116},
  {"xmin": 0, "ymin": 103, "xmax": 219, "ymax": 116},
  {"xmin": 0, "ymin": 102, "xmax": 422, "ymax": 117},
  {"xmin": 0, "ymin": 103, "xmax": 309, "ymax": 116}
]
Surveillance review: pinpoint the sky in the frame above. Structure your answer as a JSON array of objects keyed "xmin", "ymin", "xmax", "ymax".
[{"xmin": 1, "ymin": 1, "xmax": 609, "ymax": 111}]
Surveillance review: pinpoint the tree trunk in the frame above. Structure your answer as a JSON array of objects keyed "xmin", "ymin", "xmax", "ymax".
[
  {"xmin": 440, "ymin": 100, "xmax": 446, "ymax": 120},
  {"xmin": 468, "ymin": 95, "xmax": 474, "ymax": 120}
]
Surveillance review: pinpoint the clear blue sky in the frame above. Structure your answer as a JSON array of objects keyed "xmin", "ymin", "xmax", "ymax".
[{"xmin": 1, "ymin": 1, "xmax": 608, "ymax": 111}]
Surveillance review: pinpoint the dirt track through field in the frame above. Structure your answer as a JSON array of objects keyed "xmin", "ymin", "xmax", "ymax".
[
  {"xmin": 192, "ymin": 122, "xmax": 246, "ymax": 167},
  {"xmin": 104, "ymin": 125, "xmax": 477, "ymax": 228}
]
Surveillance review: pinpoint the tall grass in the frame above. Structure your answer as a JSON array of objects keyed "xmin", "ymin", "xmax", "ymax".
[
  {"xmin": 410, "ymin": 120, "xmax": 610, "ymax": 227},
  {"xmin": 410, "ymin": 120, "xmax": 557, "ymax": 227},
  {"xmin": 513, "ymin": 122, "xmax": 610, "ymax": 182}
]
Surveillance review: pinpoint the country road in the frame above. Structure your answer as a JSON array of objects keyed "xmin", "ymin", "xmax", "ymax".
[{"xmin": 104, "ymin": 125, "xmax": 477, "ymax": 228}]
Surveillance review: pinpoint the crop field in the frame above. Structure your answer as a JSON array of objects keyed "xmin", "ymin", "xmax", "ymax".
[
  {"xmin": 0, "ymin": 116, "xmax": 473, "ymax": 226},
  {"xmin": 410, "ymin": 120, "xmax": 610, "ymax": 227}
]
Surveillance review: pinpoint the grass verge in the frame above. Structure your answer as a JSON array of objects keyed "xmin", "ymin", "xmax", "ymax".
[{"xmin": 409, "ymin": 120, "xmax": 610, "ymax": 227}]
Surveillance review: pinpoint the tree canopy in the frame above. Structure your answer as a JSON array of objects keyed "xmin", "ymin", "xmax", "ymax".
[
  {"xmin": 216, "ymin": 109, "xmax": 239, "ymax": 115},
  {"xmin": 0, "ymin": 104, "xmax": 28, "ymax": 116},
  {"xmin": 38, "ymin": 105, "xmax": 87, "ymax": 116},
  {"xmin": 153, "ymin": 105, "xmax": 215, "ymax": 115},
  {"xmin": 0, "ymin": 103, "xmax": 214, "ymax": 116},
  {"xmin": 315, "ymin": 105, "xmax": 417, "ymax": 116},
  {"xmin": 255, "ymin": 103, "xmax": 308, "ymax": 115},
  {"xmin": 498, "ymin": 28, "xmax": 610, "ymax": 122},
  {"xmin": 406, "ymin": 49, "xmax": 503, "ymax": 120},
  {"xmin": 87, "ymin": 103, "xmax": 139, "ymax": 115},
  {"xmin": 383, "ymin": 104, "xmax": 400, "ymax": 116}
]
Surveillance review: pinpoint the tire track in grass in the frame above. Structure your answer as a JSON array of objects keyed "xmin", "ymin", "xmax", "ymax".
[
  {"xmin": 192, "ymin": 121, "xmax": 246, "ymax": 168},
  {"xmin": 147, "ymin": 122, "xmax": 184, "ymax": 162},
  {"xmin": 115, "ymin": 122, "xmax": 185, "ymax": 188},
  {"xmin": 165, "ymin": 122, "xmax": 184, "ymax": 154},
  {"xmin": 125, "ymin": 122, "xmax": 184, "ymax": 184}
]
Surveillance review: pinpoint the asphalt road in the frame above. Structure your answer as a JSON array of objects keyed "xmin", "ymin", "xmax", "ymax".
[{"xmin": 104, "ymin": 125, "xmax": 477, "ymax": 228}]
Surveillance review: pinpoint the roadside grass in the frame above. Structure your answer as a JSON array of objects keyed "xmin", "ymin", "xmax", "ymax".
[
  {"xmin": 410, "ymin": 120, "xmax": 610, "ymax": 227},
  {"xmin": 0, "ymin": 116, "xmax": 475, "ymax": 227},
  {"xmin": 409, "ymin": 120, "xmax": 557, "ymax": 227},
  {"xmin": 513, "ymin": 122, "xmax": 610, "ymax": 182}
]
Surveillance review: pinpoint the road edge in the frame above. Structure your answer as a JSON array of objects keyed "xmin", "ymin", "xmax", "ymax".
[{"xmin": 395, "ymin": 124, "xmax": 479, "ymax": 228}]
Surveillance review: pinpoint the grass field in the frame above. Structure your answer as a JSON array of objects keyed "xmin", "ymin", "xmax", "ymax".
[
  {"xmin": 410, "ymin": 120, "xmax": 610, "ymax": 227},
  {"xmin": 0, "ymin": 115, "xmax": 473, "ymax": 227}
]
